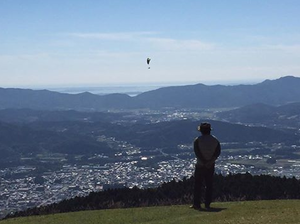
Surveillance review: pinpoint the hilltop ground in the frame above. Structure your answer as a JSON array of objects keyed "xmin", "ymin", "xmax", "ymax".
[{"xmin": 1, "ymin": 200, "xmax": 300, "ymax": 224}]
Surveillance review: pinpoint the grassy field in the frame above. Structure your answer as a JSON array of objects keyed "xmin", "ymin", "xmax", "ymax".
[{"xmin": 1, "ymin": 200, "xmax": 300, "ymax": 224}]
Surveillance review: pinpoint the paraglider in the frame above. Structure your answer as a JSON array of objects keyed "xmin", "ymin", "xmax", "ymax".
[{"xmin": 147, "ymin": 57, "xmax": 151, "ymax": 69}]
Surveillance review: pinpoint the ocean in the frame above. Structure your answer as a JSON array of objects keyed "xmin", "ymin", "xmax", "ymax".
[
  {"xmin": 37, "ymin": 80, "xmax": 260, "ymax": 96},
  {"xmin": 46, "ymin": 83, "xmax": 193, "ymax": 97}
]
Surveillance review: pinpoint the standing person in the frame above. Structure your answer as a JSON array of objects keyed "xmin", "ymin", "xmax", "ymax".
[{"xmin": 191, "ymin": 122, "xmax": 221, "ymax": 210}]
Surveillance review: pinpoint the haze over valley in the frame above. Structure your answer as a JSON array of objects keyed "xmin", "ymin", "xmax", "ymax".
[{"xmin": 1, "ymin": 76, "xmax": 300, "ymax": 217}]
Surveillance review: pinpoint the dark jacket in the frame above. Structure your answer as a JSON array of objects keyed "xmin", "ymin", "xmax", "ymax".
[{"xmin": 194, "ymin": 134, "xmax": 221, "ymax": 167}]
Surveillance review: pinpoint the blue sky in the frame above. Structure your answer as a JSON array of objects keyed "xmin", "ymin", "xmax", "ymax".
[{"xmin": 1, "ymin": 0, "xmax": 300, "ymax": 87}]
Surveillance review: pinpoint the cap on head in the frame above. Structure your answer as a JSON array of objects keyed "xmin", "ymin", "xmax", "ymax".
[{"xmin": 198, "ymin": 122, "xmax": 211, "ymax": 132}]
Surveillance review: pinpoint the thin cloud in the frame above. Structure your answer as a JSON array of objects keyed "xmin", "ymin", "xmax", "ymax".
[
  {"xmin": 0, "ymin": 53, "xmax": 50, "ymax": 62},
  {"xmin": 213, "ymin": 43, "xmax": 300, "ymax": 55},
  {"xmin": 264, "ymin": 44, "xmax": 300, "ymax": 53},
  {"xmin": 66, "ymin": 32, "xmax": 215, "ymax": 51},
  {"xmin": 146, "ymin": 37, "xmax": 215, "ymax": 51},
  {"xmin": 67, "ymin": 32, "xmax": 156, "ymax": 41}
]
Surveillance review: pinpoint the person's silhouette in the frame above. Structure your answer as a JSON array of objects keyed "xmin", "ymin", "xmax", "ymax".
[{"xmin": 191, "ymin": 122, "xmax": 221, "ymax": 210}]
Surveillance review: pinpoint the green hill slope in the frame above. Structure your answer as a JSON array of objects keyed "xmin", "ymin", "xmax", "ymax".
[{"xmin": 1, "ymin": 200, "xmax": 300, "ymax": 224}]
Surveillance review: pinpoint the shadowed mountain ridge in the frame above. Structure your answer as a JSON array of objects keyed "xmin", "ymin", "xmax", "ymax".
[{"xmin": 1, "ymin": 76, "xmax": 300, "ymax": 110}]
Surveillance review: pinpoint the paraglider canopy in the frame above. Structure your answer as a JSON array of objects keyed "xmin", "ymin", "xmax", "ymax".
[{"xmin": 147, "ymin": 58, "xmax": 151, "ymax": 69}]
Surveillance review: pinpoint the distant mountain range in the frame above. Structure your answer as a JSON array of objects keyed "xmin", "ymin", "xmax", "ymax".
[
  {"xmin": 0, "ymin": 109, "xmax": 297, "ymax": 145},
  {"xmin": 1, "ymin": 76, "xmax": 300, "ymax": 110},
  {"xmin": 1, "ymin": 108, "xmax": 298, "ymax": 167},
  {"xmin": 104, "ymin": 119, "xmax": 298, "ymax": 149},
  {"xmin": 0, "ymin": 108, "xmax": 124, "ymax": 123},
  {"xmin": 217, "ymin": 102, "xmax": 300, "ymax": 129}
]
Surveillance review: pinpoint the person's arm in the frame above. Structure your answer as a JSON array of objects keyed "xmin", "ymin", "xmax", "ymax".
[
  {"xmin": 194, "ymin": 138, "xmax": 207, "ymax": 162},
  {"xmin": 204, "ymin": 142, "xmax": 221, "ymax": 168},
  {"xmin": 213, "ymin": 142, "xmax": 221, "ymax": 159}
]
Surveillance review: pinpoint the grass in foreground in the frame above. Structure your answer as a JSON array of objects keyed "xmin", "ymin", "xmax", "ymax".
[{"xmin": 1, "ymin": 200, "xmax": 300, "ymax": 224}]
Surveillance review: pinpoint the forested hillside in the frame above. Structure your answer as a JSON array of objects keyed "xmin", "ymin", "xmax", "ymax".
[{"xmin": 5, "ymin": 173, "xmax": 300, "ymax": 219}]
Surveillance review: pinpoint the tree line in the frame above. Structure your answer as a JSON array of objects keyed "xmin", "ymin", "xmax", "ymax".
[{"xmin": 5, "ymin": 173, "xmax": 300, "ymax": 219}]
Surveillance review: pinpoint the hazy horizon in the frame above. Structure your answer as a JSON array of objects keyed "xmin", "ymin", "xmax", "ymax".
[
  {"xmin": 0, "ymin": 77, "xmax": 269, "ymax": 97},
  {"xmin": 1, "ymin": 77, "xmax": 268, "ymax": 89}
]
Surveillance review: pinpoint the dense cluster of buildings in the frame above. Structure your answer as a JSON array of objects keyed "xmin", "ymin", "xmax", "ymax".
[
  {"xmin": 1, "ymin": 148, "xmax": 300, "ymax": 218},
  {"xmin": 0, "ymin": 156, "xmax": 193, "ymax": 218},
  {"xmin": 1, "ymin": 133, "xmax": 300, "ymax": 218}
]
